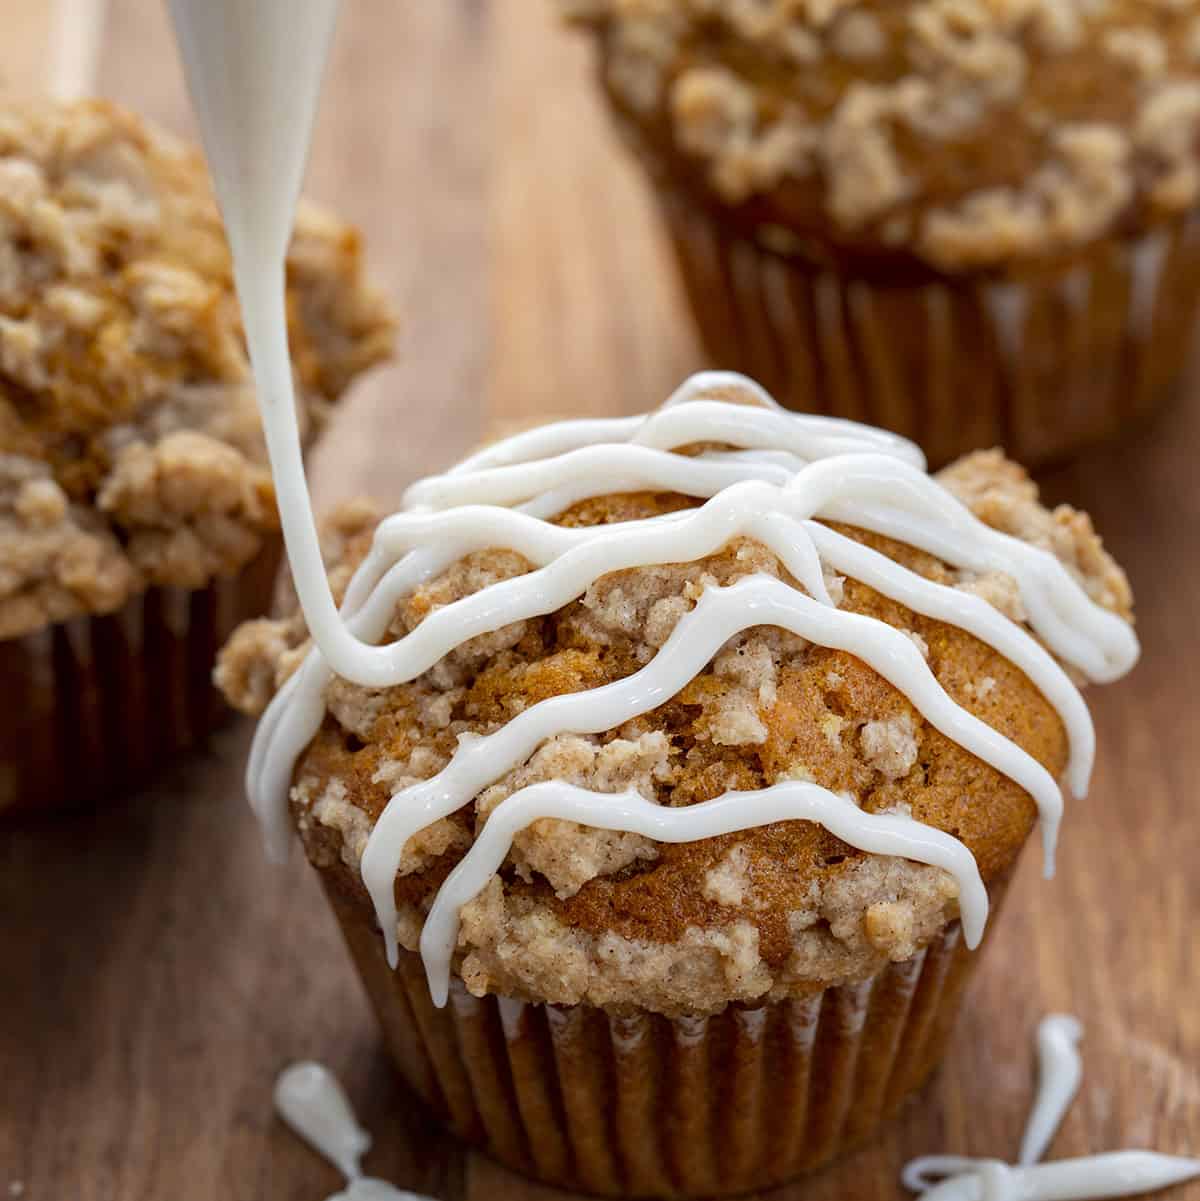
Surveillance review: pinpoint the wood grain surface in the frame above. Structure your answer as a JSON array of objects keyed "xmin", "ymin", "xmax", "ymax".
[{"xmin": 0, "ymin": 3, "xmax": 1197, "ymax": 1200}]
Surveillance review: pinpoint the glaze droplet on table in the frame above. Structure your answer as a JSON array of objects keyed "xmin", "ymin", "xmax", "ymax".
[
  {"xmin": 903, "ymin": 1015, "xmax": 1199, "ymax": 1200},
  {"xmin": 275, "ymin": 1062, "xmax": 433, "ymax": 1201}
]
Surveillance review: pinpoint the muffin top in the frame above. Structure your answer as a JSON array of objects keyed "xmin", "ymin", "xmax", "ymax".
[
  {"xmin": 220, "ymin": 374, "xmax": 1135, "ymax": 1016},
  {"xmin": 565, "ymin": 0, "xmax": 1200, "ymax": 272},
  {"xmin": 0, "ymin": 100, "xmax": 395, "ymax": 640}
]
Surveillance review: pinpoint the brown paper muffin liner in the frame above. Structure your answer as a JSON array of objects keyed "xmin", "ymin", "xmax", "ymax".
[
  {"xmin": 325, "ymin": 876, "xmax": 1012, "ymax": 1199},
  {"xmin": 0, "ymin": 535, "xmax": 283, "ymax": 818},
  {"xmin": 659, "ymin": 187, "xmax": 1200, "ymax": 468}
]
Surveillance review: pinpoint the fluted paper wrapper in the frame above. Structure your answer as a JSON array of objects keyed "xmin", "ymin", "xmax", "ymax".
[
  {"xmin": 0, "ymin": 537, "xmax": 282, "ymax": 817},
  {"xmin": 326, "ymin": 878, "xmax": 1011, "ymax": 1198},
  {"xmin": 660, "ymin": 189, "xmax": 1200, "ymax": 468}
]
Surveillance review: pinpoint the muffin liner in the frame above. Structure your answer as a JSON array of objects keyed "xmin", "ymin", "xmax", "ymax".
[
  {"xmin": 325, "ymin": 875, "xmax": 1012, "ymax": 1198},
  {"xmin": 659, "ymin": 187, "xmax": 1200, "ymax": 468},
  {"xmin": 0, "ymin": 536, "xmax": 283, "ymax": 817}
]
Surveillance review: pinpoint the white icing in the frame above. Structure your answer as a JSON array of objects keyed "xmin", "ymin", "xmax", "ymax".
[
  {"xmin": 905, "ymin": 1155, "xmax": 1200, "ymax": 1201},
  {"xmin": 903, "ymin": 1016, "xmax": 1200, "ymax": 1201},
  {"xmin": 274, "ymin": 1062, "xmax": 434, "ymax": 1201},
  {"xmin": 1019, "ymin": 1014, "xmax": 1084, "ymax": 1166},
  {"xmin": 168, "ymin": 0, "xmax": 358, "ymax": 737},
  {"xmin": 275, "ymin": 1062, "xmax": 371, "ymax": 1182},
  {"xmin": 314, "ymin": 394, "xmax": 1130, "ymax": 994},
  {"xmin": 233, "ymin": 385, "xmax": 1139, "ymax": 997},
  {"xmin": 332, "ymin": 1182, "xmax": 429, "ymax": 1201},
  {"xmin": 48, "ymin": 0, "xmax": 107, "ymax": 101},
  {"xmin": 167, "ymin": 0, "xmax": 1140, "ymax": 1012},
  {"xmin": 420, "ymin": 779, "xmax": 988, "ymax": 1006}
]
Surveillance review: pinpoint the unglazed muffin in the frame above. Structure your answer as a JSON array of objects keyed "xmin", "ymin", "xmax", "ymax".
[
  {"xmin": 218, "ymin": 374, "xmax": 1135, "ymax": 1197},
  {"xmin": 0, "ymin": 99, "xmax": 393, "ymax": 816},
  {"xmin": 563, "ymin": 0, "xmax": 1200, "ymax": 466}
]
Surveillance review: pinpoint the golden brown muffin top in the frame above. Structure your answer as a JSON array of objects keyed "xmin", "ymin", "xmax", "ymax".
[
  {"xmin": 565, "ymin": 0, "xmax": 1200, "ymax": 272},
  {"xmin": 0, "ymin": 100, "xmax": 395, "ymax": 640},
  {"xmin": 219, "ymin": 451, "xmax": 1132, "ymax": 1015}
]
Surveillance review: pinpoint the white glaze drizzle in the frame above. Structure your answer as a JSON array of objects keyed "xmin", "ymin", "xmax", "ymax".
[
  {"xmin": 232, "ymin": 362, "xmax": 1137, "ymax": 998},
  {"xmin": 247, "ymin": 371, "xmax": 1136, "ymax": 1001},
  {"xmin": 48, "ymin": 0, "xmax": 108, "ymax": 102},
  {"xmin": 262, "ymin": 373, "xmax": 1136, "ymax": 996},
  {"xmin": 902, "ymin": 1016, "xmax": 1200, "ymax": 1201},
  {"xmin": 166, "ymin": 0, "xmax": 1139, "ymax": 1010},
  {"xmin": 905, "ymin": 1154, "xmax": 1200, "ymax": 1201},
  {"xmin": 274, "ymin": 1062, "xmax": 434, "ymax": 1201},
  {"xmin": 420, "ymin": 780, "xmax": 988, "ymax": 1007},
  {"xmin": 275, "ymin": 1062, "xmax": 370, "ymax": 1182}
]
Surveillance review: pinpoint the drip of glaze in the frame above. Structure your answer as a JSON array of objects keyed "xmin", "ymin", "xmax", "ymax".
[
  {"xmin": 420, "ymin": 779, "xmax": 989, "ymax": 1006},
  {"xmin": 902, "ymin": 1016, "xmax": 1200, "ymax": 1201},
  {"xmin": 166, "ymin": 0, "xmax": 1140, "ymax": 1009},
  {"xmin": 275, "ymin": 1062, "xmax": 369, "ymax": 1181},
  {"xmin": 168, "ymin": 0, "xmax": 358, "ymax": 709},
  {"xmin": 274, "ymin": 1062, "xmax": 433, "ymax": 1201}
]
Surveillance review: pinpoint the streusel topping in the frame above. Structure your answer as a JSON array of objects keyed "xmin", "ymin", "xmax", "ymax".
[
  {"xmin": 0, "ymin": 100, "xmax": 394, "ymax": 639},
  {"xmin": 565, "ymin": 0, "xmax": 1200, "ymax": 270}
]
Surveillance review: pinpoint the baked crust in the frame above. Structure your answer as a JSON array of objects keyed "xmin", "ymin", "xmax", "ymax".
[
  {"xmin": 0, "ymin": 100, "xmax": 395, "ymax": 639},
  {"xmin": 564, "ymin": 0, "xmax": 1200, "ymax": 273},
  {"xmin": 219, "ymin": 450, "xmax": 1132, "ymax": 1014}
]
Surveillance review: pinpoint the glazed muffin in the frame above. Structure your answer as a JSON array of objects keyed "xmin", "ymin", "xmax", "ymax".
[
  {"xmin": 563, "ymin": 0, "xmax": 1200, "ymax": 466},
  {"xmin": 218, "ymin": 374, "xmax": 1135, "ymax": 1196},
  {"xmin": 0, "ymin": 99, "xmax": 394, "ymax": 816}
]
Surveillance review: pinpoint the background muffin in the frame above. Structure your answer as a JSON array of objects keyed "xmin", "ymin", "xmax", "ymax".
[
  {"xmin": 219, "ymin": 435, "xmax": 1133, "ymax": 1197},
  {"xmin": 563, "ymin": 0, "xmax": 1200, "ymax": 466},
  {"xmin": 0, "ymin": 99, "xmax": 394, "ymax": 817}
]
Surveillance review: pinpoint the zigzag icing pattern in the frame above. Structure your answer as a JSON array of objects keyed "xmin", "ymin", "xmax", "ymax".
[{"xmin": 246, "ymin": 372, "xmax": 1139, "ymax": 1005}]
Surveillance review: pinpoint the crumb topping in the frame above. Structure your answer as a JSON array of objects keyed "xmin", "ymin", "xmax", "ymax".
[
  {"xmin": 219, "ymin": 449, "xmax": 1132, "ymax": 1014},
  {"xmin": 565, "ymin": 0, "xmax": 1200, "ymax": 270},
  {"xmin": 0, "ymin": 100, "xmax": 394, "ymax": 639}
]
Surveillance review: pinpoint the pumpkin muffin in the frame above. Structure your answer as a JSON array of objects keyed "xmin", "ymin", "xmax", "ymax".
[
  {"xmin": 563, "ymin": 0, "xmax": 1200, "ymax": 466},
  {"xmin": 0, "ymin": 99, "xmax": 394, "ymax": 816},
  {"xmin": 218, "ymin": 383, "xmax": 1134, "ymax": 1197}
]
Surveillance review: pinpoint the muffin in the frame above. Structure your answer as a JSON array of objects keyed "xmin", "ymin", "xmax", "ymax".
[
  {"xmin": 563, "ymin": 0, "xmax": 1200, "ymax": 467},
  {"xmin": 218, "ymin": 373, "xmax": 1136, "ymax": 1197},
  {"xmin": 0, "ymin": 99, "xmax": 394, "ymax": 817}
]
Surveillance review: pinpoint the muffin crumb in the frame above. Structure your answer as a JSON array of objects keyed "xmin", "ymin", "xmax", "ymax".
[
  {"xmin": 703, "ymin": 844, "xmax": 753, "ymax": 907},
  {"xmin": 860, "ymin": 713, "xmax": 919, "ymax": 780}
]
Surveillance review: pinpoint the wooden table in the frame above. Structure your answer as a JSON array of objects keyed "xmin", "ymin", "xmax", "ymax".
[{"xmin": 1, "ymin": 4, "xmax": 1197, "ymax": 1199}]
